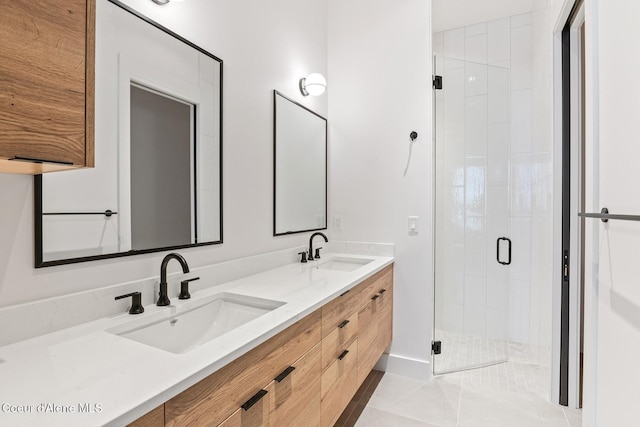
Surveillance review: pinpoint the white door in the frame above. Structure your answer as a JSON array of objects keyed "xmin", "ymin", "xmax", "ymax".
[{"xmin": 582, "ymin": 0, "xmax": 640, "ymax": 425}]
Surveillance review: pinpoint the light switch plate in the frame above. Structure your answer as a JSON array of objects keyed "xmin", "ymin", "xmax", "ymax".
[
  {"xmin": 334, "ymin": 215, "xmax": 343, "ymax": 231},
  {"xmin": 408, "ymin": 216, "xmax": 419, "ymax": 235}
]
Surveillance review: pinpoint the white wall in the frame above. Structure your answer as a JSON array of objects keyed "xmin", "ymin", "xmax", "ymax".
[
  {"xmin": 0, "ymin": 0, "xmax": 328, "ymax": 308},
  {"xmin": 328, "ymin": 0, "xmax": 433, "ymax": 379}
]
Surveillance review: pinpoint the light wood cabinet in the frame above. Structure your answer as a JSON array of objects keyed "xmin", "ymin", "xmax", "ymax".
[
  {"xmin": 319, "ymin": 264, "xmax": 394, "ymax": 427},
  {"xmin": 269, "ymin": 342, "xmax": 321, "ymax": 427},
  {"xmin": 320, "ymin": 339, "xmax": 359, "ymax": 427},
  {"xmin": 218, "ymin": 382, "xmax": 273, "ymax": 427},
  {"xmin": 321, "ymin": 311, "xmax": 358, "ymax": 370},
  {"xmin": 0, "ymin": 0, "xmax": 95, "ymax": 174},
  {"xmin": 165, "ymin": 309, "xmax": 321, "ymax": 427},
  {"xmin": 130, "ymin": 263, "xmax": 393, "ymax": 427},
  {"xmin": 216, "ymin": 341, "xmax": 322, "ymax": 427},
  {"xmin": 358, "ymin": 282, "xmax": 393, "ymax": 385}
]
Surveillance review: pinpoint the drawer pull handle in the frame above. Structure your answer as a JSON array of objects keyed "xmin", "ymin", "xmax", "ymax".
[
  {"xmin": 371, "ymin": 294, "xmax": 380, "ymax": 301},
  {"xmin": 241, "ymin": 389, "xmax": 268, "ymax": 411},
  {"xmin": 275, "ymin": 366, "xmax": 296, "ymax": 382},
  {"xmin": 338, "ymin": 350, "xmax": 349, "ymax": 360},
  {"xmin": 340, "ymin": 289, "xmax": 351, "ymax": 297},
  {"xmin": 379, "ymin": 289, "xmax": 386, "ymax": 294},
  {"xmin": 338, "ymin": 319, "xmax": 350, "ymax": 329}
]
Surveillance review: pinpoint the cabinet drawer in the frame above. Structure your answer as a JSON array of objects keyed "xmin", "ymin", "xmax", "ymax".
[
  {"xmin": 321, "ymin": 287, "xmax": 361, "ymax": 339},
  {"xmin": 165, "ymin": 309, "xmax": 321, "ymax": 427},
  {"xmin": 355, "ymin": 265, "xmax": 393, "ymax": 309},
  {"xmin": 321, "ymin": 311, "xmax": 358, "ymax": 370},
  {"xmin": 269, "ymin": 342, "xmax": 321, "ymax": 427},
  {"xmin": 321, "ymin": 265, "xmax": 393, "ymax": 339},
  {"xmin": 320, "ymin": 339, "xmax": 358, "ymax": 427},
  {"xmin": 218, "ymin": 383, "xmax": 273, "ymax": 427}
]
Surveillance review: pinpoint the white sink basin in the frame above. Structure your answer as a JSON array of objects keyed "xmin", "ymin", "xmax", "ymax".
[
  {"xmin": 316, "ymin": 257, "xmax": 374, "ymax": 272},
  {"xmin": 108, "ymin": 293, "xmax": 285, "ymax": 354}
]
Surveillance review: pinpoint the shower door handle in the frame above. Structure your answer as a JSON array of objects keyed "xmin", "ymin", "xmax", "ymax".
[{"xmin": 497, "ymin": 237, "xmax": 511, "ymax": 265}]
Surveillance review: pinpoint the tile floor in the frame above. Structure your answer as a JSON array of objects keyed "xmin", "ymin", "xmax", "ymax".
[
  {"xmin": 433, "ymin": 329, "xmax": 509, "ymax": 374},
  {"xmin": 347, "ymin": 363, "xmax": 582, "ymax": 427}
]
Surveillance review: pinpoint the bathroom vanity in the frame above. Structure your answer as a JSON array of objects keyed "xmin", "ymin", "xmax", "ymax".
[{"xmin": 0, "ymin": 253, "xmax": 393, "ymax": 427}]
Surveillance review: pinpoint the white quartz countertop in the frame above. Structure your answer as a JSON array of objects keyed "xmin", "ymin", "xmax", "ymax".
[{"xmin": 0, "ymin": 253, "xmax": 393, "ymax": 427}]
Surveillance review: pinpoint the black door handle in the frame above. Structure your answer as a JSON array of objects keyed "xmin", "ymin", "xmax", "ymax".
[{"xmin": 497, "ymin": 237, "xmax": 512, "ymax": 265}]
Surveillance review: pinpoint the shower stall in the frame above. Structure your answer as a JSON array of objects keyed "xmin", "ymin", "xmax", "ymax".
[{"xmin": 433, "ymin": 55, "xmax": 513, "ymax": 374}]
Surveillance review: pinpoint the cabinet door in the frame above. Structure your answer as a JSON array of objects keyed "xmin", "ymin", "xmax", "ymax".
[
  {"xmin": 320, "ymin": 339, "xmax": 358, "ymax": 427},
  {"xmin": 269, "ymin": 342, "xmax": 321, "ymax": 427},
  {"xmin": 358, "ymin": 284, "xmax": 393, "ymax": 386},
  {"xmin": 377, "ymin": 284, "xmax": 393, "ymax": 354},
  {"xmin": 357, "ymin": 293, "xmax": 382, "ymax": 385},
  {"xmin": 0, "ymin": 0, "xmax": 94, "ymax": 172}
]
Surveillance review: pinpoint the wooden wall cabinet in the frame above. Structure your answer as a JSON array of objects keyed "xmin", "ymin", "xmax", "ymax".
[
  {"xmin": 0, "ymin": 0, "xmax": 95, "ymax": 174},
  {"xmin": 130, "ymin": 264, "xmax": 393, "ymax": 427}
]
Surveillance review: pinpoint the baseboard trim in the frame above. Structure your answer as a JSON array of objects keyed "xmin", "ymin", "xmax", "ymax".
[{"xmin": 374, "ymin": 353, "xmax": 431, "ymax": 381}]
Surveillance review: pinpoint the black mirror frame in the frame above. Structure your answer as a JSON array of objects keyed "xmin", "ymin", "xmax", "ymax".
[
  {"xmin": 34, "ymin": 0, "xmax": 223, "ymax": 268},
  {"xmin": 272, "ymin": 90, "xmax": 328, "ymax": 237}
]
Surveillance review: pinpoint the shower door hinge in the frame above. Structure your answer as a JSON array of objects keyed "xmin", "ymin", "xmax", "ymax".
[
  {"xmin": 431, "ymin": 340, "xmax": 442, "ymax": 355},
  {"xmin": 433, "ymin": 75, "xmax": 443, "ymax": 90}
]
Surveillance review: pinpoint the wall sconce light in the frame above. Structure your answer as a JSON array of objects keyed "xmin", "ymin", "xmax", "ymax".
[
  {"xmin": 299, "ymin": 73, "xmax": 327, "ymax": 97},
  {"xmin": 152, "ymin": 0, "xmax": 184, "ymax": 4}
]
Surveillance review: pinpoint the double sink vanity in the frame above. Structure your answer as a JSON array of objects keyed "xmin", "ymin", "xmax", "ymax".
[{"xmin": 0, "ymin": 251, "xmax": 394, "ymax": 426}]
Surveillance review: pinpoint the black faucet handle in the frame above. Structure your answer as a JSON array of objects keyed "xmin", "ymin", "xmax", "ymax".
[
  {"xmin": 314, "ymin": 247, "xmax": 323, "ymax": 259},
  {"xmin": 115, "ymin": 292, "xmax": 144, "ymax": 315},
  {"xmin": 298, "ymin": 251, "xmax": 308, "ymax": 263},
  {"xmin": 179, "ymin": 277, "xmax": 200, "ymax": 300}
]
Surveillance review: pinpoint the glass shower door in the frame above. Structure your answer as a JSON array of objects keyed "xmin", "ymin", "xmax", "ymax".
[{"xmin": 433, "ymin": 55, "xmax": 511, "ymax": 374}]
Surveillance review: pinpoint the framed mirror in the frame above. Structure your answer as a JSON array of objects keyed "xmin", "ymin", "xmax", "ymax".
[
  {"xmin": 273, "ymin": 91, "xmax": 327, "ymax": 236},
  {"xmin": 35, "ymin": 0, "xmax": 223, "ymax": 267}
]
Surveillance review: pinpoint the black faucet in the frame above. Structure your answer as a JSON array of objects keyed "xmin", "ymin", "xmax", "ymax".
[
  {"xmin": 308, "ymin": 232, "xmax": 328, "ymax": 261},
  {"xmin": 157, "ymin": 253, "xmax": 190, "ymax": 306}
]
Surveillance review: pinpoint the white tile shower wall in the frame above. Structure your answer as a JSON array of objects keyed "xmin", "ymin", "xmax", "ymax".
[{"xmin": 435, "ymin": 12, "xmax": 551, "ymax": 356}]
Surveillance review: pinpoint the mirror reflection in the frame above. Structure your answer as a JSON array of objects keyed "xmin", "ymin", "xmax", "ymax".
[
  {"xmin": 35, "ymin": 0, "xmax": 222, "ymax": 267},
  {"xmin": 273, "ymin": 91, "xmax": 327, "ymax": 236}
]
